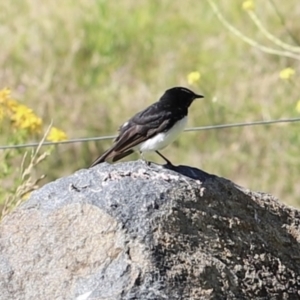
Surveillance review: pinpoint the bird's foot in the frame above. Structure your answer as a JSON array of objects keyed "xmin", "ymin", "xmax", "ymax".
[
  {"xmin": 141, "ymin": 159, "xmax": 151, "ymax": 166},
  {"xmin": 140, "ymin": 152, "xmax": 151, "ymax": 166},
  {"xmin": 163, "ymin": 159, "xmax": 173, "ymax": 166},
  {"xmin": 155, "ymin": 151, "xmax": 173, "ymax": 166}
]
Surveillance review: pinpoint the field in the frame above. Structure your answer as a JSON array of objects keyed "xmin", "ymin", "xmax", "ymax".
[{"xmin": 1, "ymin": 0, "xmax": 300, "ymax": 209}]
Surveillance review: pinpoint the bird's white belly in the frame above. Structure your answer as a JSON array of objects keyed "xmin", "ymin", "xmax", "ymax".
[{"xmin": 136, "ymin": 116, "xmax": 187, "ymax": 152}]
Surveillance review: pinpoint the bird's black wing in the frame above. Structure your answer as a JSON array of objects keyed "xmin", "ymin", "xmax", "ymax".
[{"xmin": 113, "ymin": 102, "xmax": 173, "ymax": 152}]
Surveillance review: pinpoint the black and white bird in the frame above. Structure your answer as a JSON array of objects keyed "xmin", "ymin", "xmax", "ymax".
[{"xmin": 90, "ymin": 87, "xmax": 204, "ymax": 167}]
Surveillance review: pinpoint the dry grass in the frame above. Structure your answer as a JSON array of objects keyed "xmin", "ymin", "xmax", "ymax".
[{"xmin": 1, "ymin": 0, "xmax": 300, "ymax": 206}]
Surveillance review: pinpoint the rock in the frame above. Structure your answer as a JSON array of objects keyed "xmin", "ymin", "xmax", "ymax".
[{"xmin": 0, "ymin": 161, "xmax": 300, "ymax": 300}]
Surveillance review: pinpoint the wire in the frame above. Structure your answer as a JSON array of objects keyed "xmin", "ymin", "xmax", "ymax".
[
  {"xmin": 185, "ymin": 117, "xmax": 300, "ymax": 131},
  {"xmin": 1, "ymin": 117, "xmax": 300, "ymax": 150},
  {"xmin": 0, "ymin": 135, "xmax": 118, "ymax": 150}
]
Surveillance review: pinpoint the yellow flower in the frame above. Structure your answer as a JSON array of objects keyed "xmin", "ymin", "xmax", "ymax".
[
  {"xmin": 0, "ymin": 89, "xmax": 19, "ymax": 118},
  {"xmin": 296, "ymin": 100, "xmax": 300, "ymax": 113},
  {"xmin": 47, "ymin": 127, "xmax": 68, "ymax": 142},
  {"xmin": 6, "ymin": 99, "xmax": 20, "ymax": 112},
  {"xmin": 0, "ymin": 88, "xmax": 13, "ymax": 122},
  {"xmin": 187, "ymin": 71, "xmax": 201, "ymax": 85},
  {"xmin": 0, "ymin": 88, "xmax": 11, "ymax": 103},
  {"xmin": 0, "ymin": 88, "xmax": 43, "ymax": 134},
  {"xmin": 20, "ymin": 115, "xmax": 43, "ymax": 133},
  {"xmin": 0, "ymin": 104, "xmax": 4, "ymax": 121},
  {"xmin": 279, "ymin": 68, "xmax": 295, "ymax": 80},
  {"xmin": 242, "ymin": 0, "xmax": 254, "ymax": 11},
  {"xmin": 10, "ymin": 104, "xmax": 42, "ymax": 133}
]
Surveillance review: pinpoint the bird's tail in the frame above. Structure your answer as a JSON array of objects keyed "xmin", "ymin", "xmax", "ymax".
[
  {"xmin": 90, "ymin": 148, "xmax": 114, "ymax": 167},
  {"xmin": 90, "ymin": 148, "xmax": 134, "ymax": 167},
  {"xmin": 111, "ymin": 150, "xmax": 134, "ymax": 162}
]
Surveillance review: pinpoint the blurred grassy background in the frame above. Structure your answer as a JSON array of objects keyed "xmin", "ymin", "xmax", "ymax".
[{"xmin": 1, "ymin": 0, "xmax": 300, "ymax": 206}]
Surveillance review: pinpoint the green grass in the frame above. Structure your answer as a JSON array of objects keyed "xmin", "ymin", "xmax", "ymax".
[{"xmin": 1, "ymin": 0, "xmax": 300, "ymax": 206}]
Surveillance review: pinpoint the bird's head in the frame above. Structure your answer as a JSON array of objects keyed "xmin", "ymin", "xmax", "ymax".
[{"xmin": 160, "ymin": 87, "xmax": 204, "ymax": 108}]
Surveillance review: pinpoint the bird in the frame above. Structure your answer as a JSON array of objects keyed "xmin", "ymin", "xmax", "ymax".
[{"xmin": 90, "ymin": 87, "xmax": 204, "ymax": 167}]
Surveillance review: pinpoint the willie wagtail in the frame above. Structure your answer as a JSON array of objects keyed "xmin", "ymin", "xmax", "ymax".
[{"xmin": 90, "ymin": 87, "xmax": 204, "ymax": 167}]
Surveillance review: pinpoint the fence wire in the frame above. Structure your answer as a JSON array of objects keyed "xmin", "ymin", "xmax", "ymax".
[{"xmin": 0, "ymin": 117, "xmax": 300, "ymax": 150}]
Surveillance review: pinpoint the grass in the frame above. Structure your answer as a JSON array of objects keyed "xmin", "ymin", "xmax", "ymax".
[{"xmin": 1, "ymin": 0, "xmax": 300, "ymax": 208}]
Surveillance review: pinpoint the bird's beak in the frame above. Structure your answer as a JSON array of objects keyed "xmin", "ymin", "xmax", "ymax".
[{"xmin": 194, "ymin": 94, "xmax": 204, "ymax": 99}]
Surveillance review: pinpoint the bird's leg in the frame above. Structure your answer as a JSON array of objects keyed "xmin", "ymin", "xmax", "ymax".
[
  {"xmin": 155, "ymin": 151, "xmax": 173, "ymax": 165},
  {"xmin": 140, "ymin": 152, "xmax": 151, "ymax": 166}
]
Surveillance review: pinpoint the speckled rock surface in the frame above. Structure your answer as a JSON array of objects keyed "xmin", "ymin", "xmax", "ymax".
[{"xmin": 0, "ymin": 161, "xmax": 300, "ymax": 300}]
